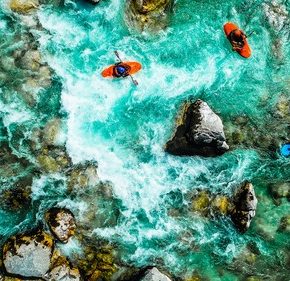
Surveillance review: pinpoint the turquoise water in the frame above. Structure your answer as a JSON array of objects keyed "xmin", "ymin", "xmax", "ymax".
[{"xmin": 0, "ymin": 0, "xmax": 290, "ymax": 280}]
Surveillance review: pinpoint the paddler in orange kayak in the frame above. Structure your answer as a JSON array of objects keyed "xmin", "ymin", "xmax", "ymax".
[
  {"xmin": 112, "ymin": 62, "xmax": 131, "ymax": 78},
  {"xmin": 228, "ymin": 29, "xmax": 247, "ymax": 51}
]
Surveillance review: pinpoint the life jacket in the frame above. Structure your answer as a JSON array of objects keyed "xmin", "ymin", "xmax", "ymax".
[
  {"xmin": 228, "ymin": 29, "xmax": 245, "ymax": 49},
  {"xmin": 113, "ymin": 63, "xmax": 131, "ymax": 78}
]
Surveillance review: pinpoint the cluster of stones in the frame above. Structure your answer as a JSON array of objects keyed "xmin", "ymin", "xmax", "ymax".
[{"xmin": 1, "ymin": 208, "xmax": 79, "ymax": 280}]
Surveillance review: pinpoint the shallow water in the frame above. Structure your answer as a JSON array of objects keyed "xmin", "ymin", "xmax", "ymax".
[{"xmin": 0, "ymin": 0, "xmax": 290, "ymax": 280}]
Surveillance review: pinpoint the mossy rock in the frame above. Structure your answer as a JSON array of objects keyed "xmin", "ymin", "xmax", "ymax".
[{"xmin": 10, "ymin": 0, "xmax": 39, "ymax": 14}]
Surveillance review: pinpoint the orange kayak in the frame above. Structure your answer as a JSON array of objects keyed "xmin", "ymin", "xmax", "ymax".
[
  {"xmin": 224, "ymin": 22, "xmax": 251, "ymax": 58},
  {"xmin": 101, "ymin": 62, "xmax": 142, "ymax": 78}
]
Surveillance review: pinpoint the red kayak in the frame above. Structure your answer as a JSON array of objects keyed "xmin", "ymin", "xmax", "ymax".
[
  {"xmin": 101, "ymin": 62, "xmax": 142, "ymax": 78},
  {"xmin": 224, "ymin": 22, "xmax": 251, "ymax": 58}
]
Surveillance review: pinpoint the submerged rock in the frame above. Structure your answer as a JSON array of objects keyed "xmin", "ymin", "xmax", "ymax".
[
  {"xmin": 66, "ymin": 160, "xmax": 99, "ymax": 192},
  {"xmin": 10, "ymin": 0, "xmax": 39, "ymax": 14},
  {"xmin": 277, "ymin": 215, "xmax": 290, "ymax": 233},
  {"xmin": 45, "ymin": 208, "xmax": 76, "ymax": 243},
  {"xmin": 263, "ymin": 1, "xmax": 289, "ymax": 32},
  {"xmin": 126, "ymin": 0, "xmax": 174, "ymax": 31},
  {"xmin": 166, "ymin": 100, "xmax": 229, "ymax": 157},
  {"xmin": 76, "ymin": 242, "xmax": 117, "ymax": 281},
  {"xmin": 230, "ymin": 182, "xmax": 258, "ymax": 233},
  {"xmin": 268, "ymin": 181, "xmax": 290, "ymax": 205},
  {"xmin": 0, "ymin": 176, "xmax": 32, "ymax": 211},
  {"xmin": 36, "ymin": 146, "xmax": 71, "ymax": 173},
  {"xmin": 139, "ymin": 267, "xmax": 172, "ymax": 281},
  {"xmin": 2, "ymin": 229, "xmax": 54, "ymax": 278}
]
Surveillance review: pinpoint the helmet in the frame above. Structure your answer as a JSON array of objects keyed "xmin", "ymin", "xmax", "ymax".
[
  {"xmin": 116, "ymin": 65, "xmax": 127, "ymax": 75},
  {"xmin": 234, "ymin": 30, "xmax": 242, "ymax": 36}
]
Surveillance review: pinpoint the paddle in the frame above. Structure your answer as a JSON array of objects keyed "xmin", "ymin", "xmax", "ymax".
[
  {"xmin": 246, "ymin": 30, "xmax": 255, "ymax": 38},
  {"xmin": 114, "ymin": 51, "xmax": 138, "ymax": 86}
]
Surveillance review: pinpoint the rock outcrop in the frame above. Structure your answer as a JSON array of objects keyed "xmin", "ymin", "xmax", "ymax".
[
  {"xmin": 230, "ymin": 182, "xmax": 258, "ymax": 233},
  {"xmin": 45, "ymin": 208, "xmax": 76, "ymax": 243},
  {"xmin": 3, "ymin": 230, "xmax": 54, "ymax": 278},
  {"xmin": 125, "ymin": 0, "xmax": 174, "ymax": 31},
  {"xmin": 166, "ymin": 100, "xmax": 229, "ymax": 157},
  {"xmin": 139, "ymin": 267, "xmax": 172, "ymax": 281}
]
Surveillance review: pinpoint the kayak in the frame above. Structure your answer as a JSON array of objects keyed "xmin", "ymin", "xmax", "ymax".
[
  {"xmin": 101, "ymin": 62, "xmax": 142, "ymax": 78},
  {"xmin": 223, "ymin": 22, "xmax": 251, "ymax": 58},
  {"xmin": 281, "ymin": 143, "xmax": 290, "ymax": 157}
]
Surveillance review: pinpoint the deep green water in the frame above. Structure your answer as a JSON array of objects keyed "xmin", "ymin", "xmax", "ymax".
[{"xmin": 0, "ymin": 0, "xmax": 290, "ymax": 280}]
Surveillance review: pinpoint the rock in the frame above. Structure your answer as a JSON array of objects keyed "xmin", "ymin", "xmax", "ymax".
[
  {"xmin": 278, "ymin": 215, "xmax": 290, "ymax": 233},
  {"xmin": 139, "ymin": 267, "xmax": 172, "ymax": 281},
  {"xmin": 230, "ymin": 182, "xmax": 258, "ymax": 233},
  {"xmin": 86, "ymin": 0, "xmax": 101, "ymax": 4},
  {"xmin": 18, "ymin": 49, "xmax": 41, "ymax": 71},
  {"xmin": 0, "ymin": 176, "xmax": 32, "ymax": 211},
  {"xmin": 45, "ymin": 207, "xmax": 76, "ymax": 243},
  {"xmin": 263, "ymin": 1, "xmax": 289, "ymax": 32},
  {"xmin": 166, "ymin": 100, "xmax": 229, "ymax": 157},
  {"xmin": 42, "ymin": 118, "xmax": 65, "ymax": 146},
  {"xmin": 276, "ymin": 95, "xmax": 290, "ymax": 119},
  {"xmin": 192, "ymin": 190, "xmax": 211, "ymax": 215},
  {"xmin": 66, "ymin": 161, "xmax": 99, "ymax": 192},
  {"xmin": 37, "ymin": 146, "xmax": 71, "ymax": 173},
  {"xmin": 211, "ymin": 195, "xmax": 231, "ymax": 215},
  {"xmin": 125, "ymin": 0, "xmax": 174, "ymax": 31},
  {"xmin": 45, "ymin": 252, "xmax": 81, "ymax": 281},
  {"xmin": 3, "ymin": 229, "xmax": 54, "ymax": 278},
  {"xmin": 268, "ymin": 182, "xmax": 290, "ymax": 205},
  {"xmin": 46, "ymin": 264, "xmax": 81, "ymax": 281},
  {"xmin": 10, "ymin": 0, "xmax": 39, "ymax": 14},
  {"xmin": 76, "ymin": 243, "xmax": 117, "ymax": 281}
]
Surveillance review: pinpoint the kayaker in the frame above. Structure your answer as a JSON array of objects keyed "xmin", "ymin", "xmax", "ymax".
[
  {"xmin": 113, "ymin": 62, "xmax": 130, "ymax": 78},
  {"xmin": 281, "ymin": 143, "xmax": 290, "ymax": 157},
  {"xmin": 229, "ymin": 29, "xmax": 246, "ymax": 50}
]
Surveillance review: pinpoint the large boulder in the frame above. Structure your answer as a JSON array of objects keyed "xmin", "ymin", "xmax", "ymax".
[
  {"xmin": 2, "ymin": 229, "xmax": 54, "ymax": 278},
  {"xmin": 166, "ymin": 100, "xmax": 229, "ymax": 157},
  {"xmin": 230, "ymin": 182, "xmax": 258, "ymax": 233},
  {"xmin": 45, "ymin": 208, "xmax": 76, "ymax": 243},
  {"xmin": 139, "ymin": 267, "xmax": 172, "ymax": 281}
]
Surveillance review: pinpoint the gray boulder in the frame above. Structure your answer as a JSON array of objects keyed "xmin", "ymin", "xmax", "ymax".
[
  {"xmin": 230, "ymin": 182, "xmax": 258, "ymax": 233},
  {"xmin": 140, "ymin": 267, "xmax": 172, "ymax": 281},
  {"xmin": 3, "ymin": 229, "xmax": 54, "ymax": 278},
  {"xmin": 166, "ymin": 100, "xmax": 229, "ymax": 157}
]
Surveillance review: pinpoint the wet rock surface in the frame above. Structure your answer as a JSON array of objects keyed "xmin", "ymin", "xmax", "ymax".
[
  {"xmin": 230, "ymin": 182, "xmax": 258, "ymax": 233},
  {"xmin": 125, "ymin": 0, "xmax": 174, "ymax": 31},
  {"xmin": 10, "ymin": 0, "xmax": 39, "ymax": 14},
  {"xmin": 45, "ymin": 208, "xmax": 76, "ymax": 243},
  {"xmin": 166, "ymin": 100, "xmax": 229, "ymax": 157},
  {"xmin": 139, "ymin": 267, "xmax": 172, "ymax": 281},
  {"xmin": 66, "ymin": 160, "xmax": 99, "ymax": 192},
  {"xmin": 45, "ymin": 251, "xmax": 81, "ymax": 281},
  {"xmin": 278, "ymin": 214, "xmax": 290, "ymax": 233},
  {"xmin": 3, "ymin": 229, "xmax": 54, "ymax": 278}
]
